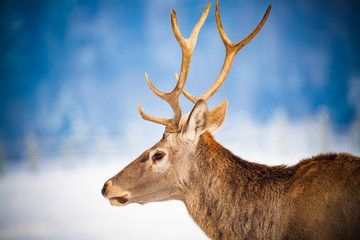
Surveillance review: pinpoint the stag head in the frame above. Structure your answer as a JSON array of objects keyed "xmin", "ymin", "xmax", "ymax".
[{"xmin": 102, "ymin": 1, "xmax": 271, "ymax": 206}]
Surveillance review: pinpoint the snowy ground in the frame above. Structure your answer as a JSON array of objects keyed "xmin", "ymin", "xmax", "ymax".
[{"xmin": 0, "ymin": 159, "xmax": 208, "ymax": 240}]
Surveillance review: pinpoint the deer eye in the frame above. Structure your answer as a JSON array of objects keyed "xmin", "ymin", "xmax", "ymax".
[{"xmin": 152, "ymin": 152, "xmax": 165, "ymax": 161}]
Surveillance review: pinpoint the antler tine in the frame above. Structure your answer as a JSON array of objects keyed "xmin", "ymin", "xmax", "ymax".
[
  {"xmin": 138, "ymin": 72, "xmax": 181, "ymax": 132},
  {"xmin": 172, "ymin": 3, "xmax": 211, "ymax": 90},
  {"xmin": 138, "ymin": 3, "xmax": 210, "ymax": 132},
  {"xmin": 182, "ymin": 0, "xmax": 272, "ymax": 103},
  {"xmin": 137, "ymin": 101, "xmax": 170, "ymax": 126}
]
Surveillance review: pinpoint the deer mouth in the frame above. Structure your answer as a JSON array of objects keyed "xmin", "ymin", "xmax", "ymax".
[{"xmin": 109, "ymin": 195, "xmax": 129, "ymax": 206}]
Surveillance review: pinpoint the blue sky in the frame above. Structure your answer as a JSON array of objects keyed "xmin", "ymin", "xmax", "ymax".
[{"xmin": 1, "ymin": 0, "xmax": 360, "ymax": 142}]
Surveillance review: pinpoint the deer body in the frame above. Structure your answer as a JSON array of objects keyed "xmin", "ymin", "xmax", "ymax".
[
  {"xmin": 183, "ymin": 132, "xmax": 287, "ymax": 239},
  {"xmin": 102, "ymin": 1, "xmax": 360, "ymax": 239},
  {"xmin": 183, "ymin": 132, "xmax": 360, "ymax": 239}
]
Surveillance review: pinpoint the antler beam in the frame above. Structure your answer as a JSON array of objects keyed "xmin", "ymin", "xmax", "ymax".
[{"xmin": 138, "ymin": 3, "xmax": 211, "ymax": 133}]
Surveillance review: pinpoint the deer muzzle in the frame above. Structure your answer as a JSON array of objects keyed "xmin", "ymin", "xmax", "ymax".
[{"xmin": 101, "ymin": 179, "xmax": 130, "ymax": 206}]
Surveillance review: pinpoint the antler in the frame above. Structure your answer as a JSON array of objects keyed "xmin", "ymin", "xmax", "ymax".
[
  {"xmin": 180, "ymin": 0, "xmax": 272, "ymax": 103},
  {"xmin": 138, "ymin": 3, "xmax": 211, "ymax": 133}
]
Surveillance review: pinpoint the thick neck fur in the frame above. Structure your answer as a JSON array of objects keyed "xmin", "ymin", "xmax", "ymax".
[{"xmin": 183, "ymin": 132, "xmax": 294, "ymax": 239}]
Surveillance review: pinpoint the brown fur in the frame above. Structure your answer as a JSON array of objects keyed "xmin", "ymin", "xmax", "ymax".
[{"xmin": 183, "ymin": 132, "xmax": 360, "ymax": 239}]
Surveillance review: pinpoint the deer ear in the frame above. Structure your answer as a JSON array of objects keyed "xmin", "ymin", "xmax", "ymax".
[
  {"xmin": 181, "ymin": 99, "xmax": 210, "ymax": 142},
  {"xmin": 208, "ymin": 99, "xmax": 228, "ymax": 134}
]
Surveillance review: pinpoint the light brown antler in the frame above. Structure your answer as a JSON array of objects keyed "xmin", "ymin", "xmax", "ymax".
[
  {"xmin": 180, "ymin": 0, "xmax": 272, "ymax": 103},
  {"xmin": 138, "ymin": 3, "xmax": 210, "ymax": 133}
]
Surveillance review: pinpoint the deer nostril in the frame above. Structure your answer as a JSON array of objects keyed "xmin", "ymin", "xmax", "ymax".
[
  {"xmin": 101, "ymin": 180, "xmax": 113, "ymax": 197},
  {"xmin": 101, "ymin": 183, "xmax": 108, "ymax": 196}
]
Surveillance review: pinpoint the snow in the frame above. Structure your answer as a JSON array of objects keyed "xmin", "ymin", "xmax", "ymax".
[{"xmin": 0, "ymin": 162, "xmax": 208, "ymax": 240}]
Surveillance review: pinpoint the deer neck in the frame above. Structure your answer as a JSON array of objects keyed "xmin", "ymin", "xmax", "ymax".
[{"xmin": 182, "ymin": 132, "xmax": 289, "ymax": 239}]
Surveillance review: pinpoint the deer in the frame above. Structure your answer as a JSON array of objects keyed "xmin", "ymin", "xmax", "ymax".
[{"xmin": 102, "ymin": 1, "xmax": 360, "ymax": 239}]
